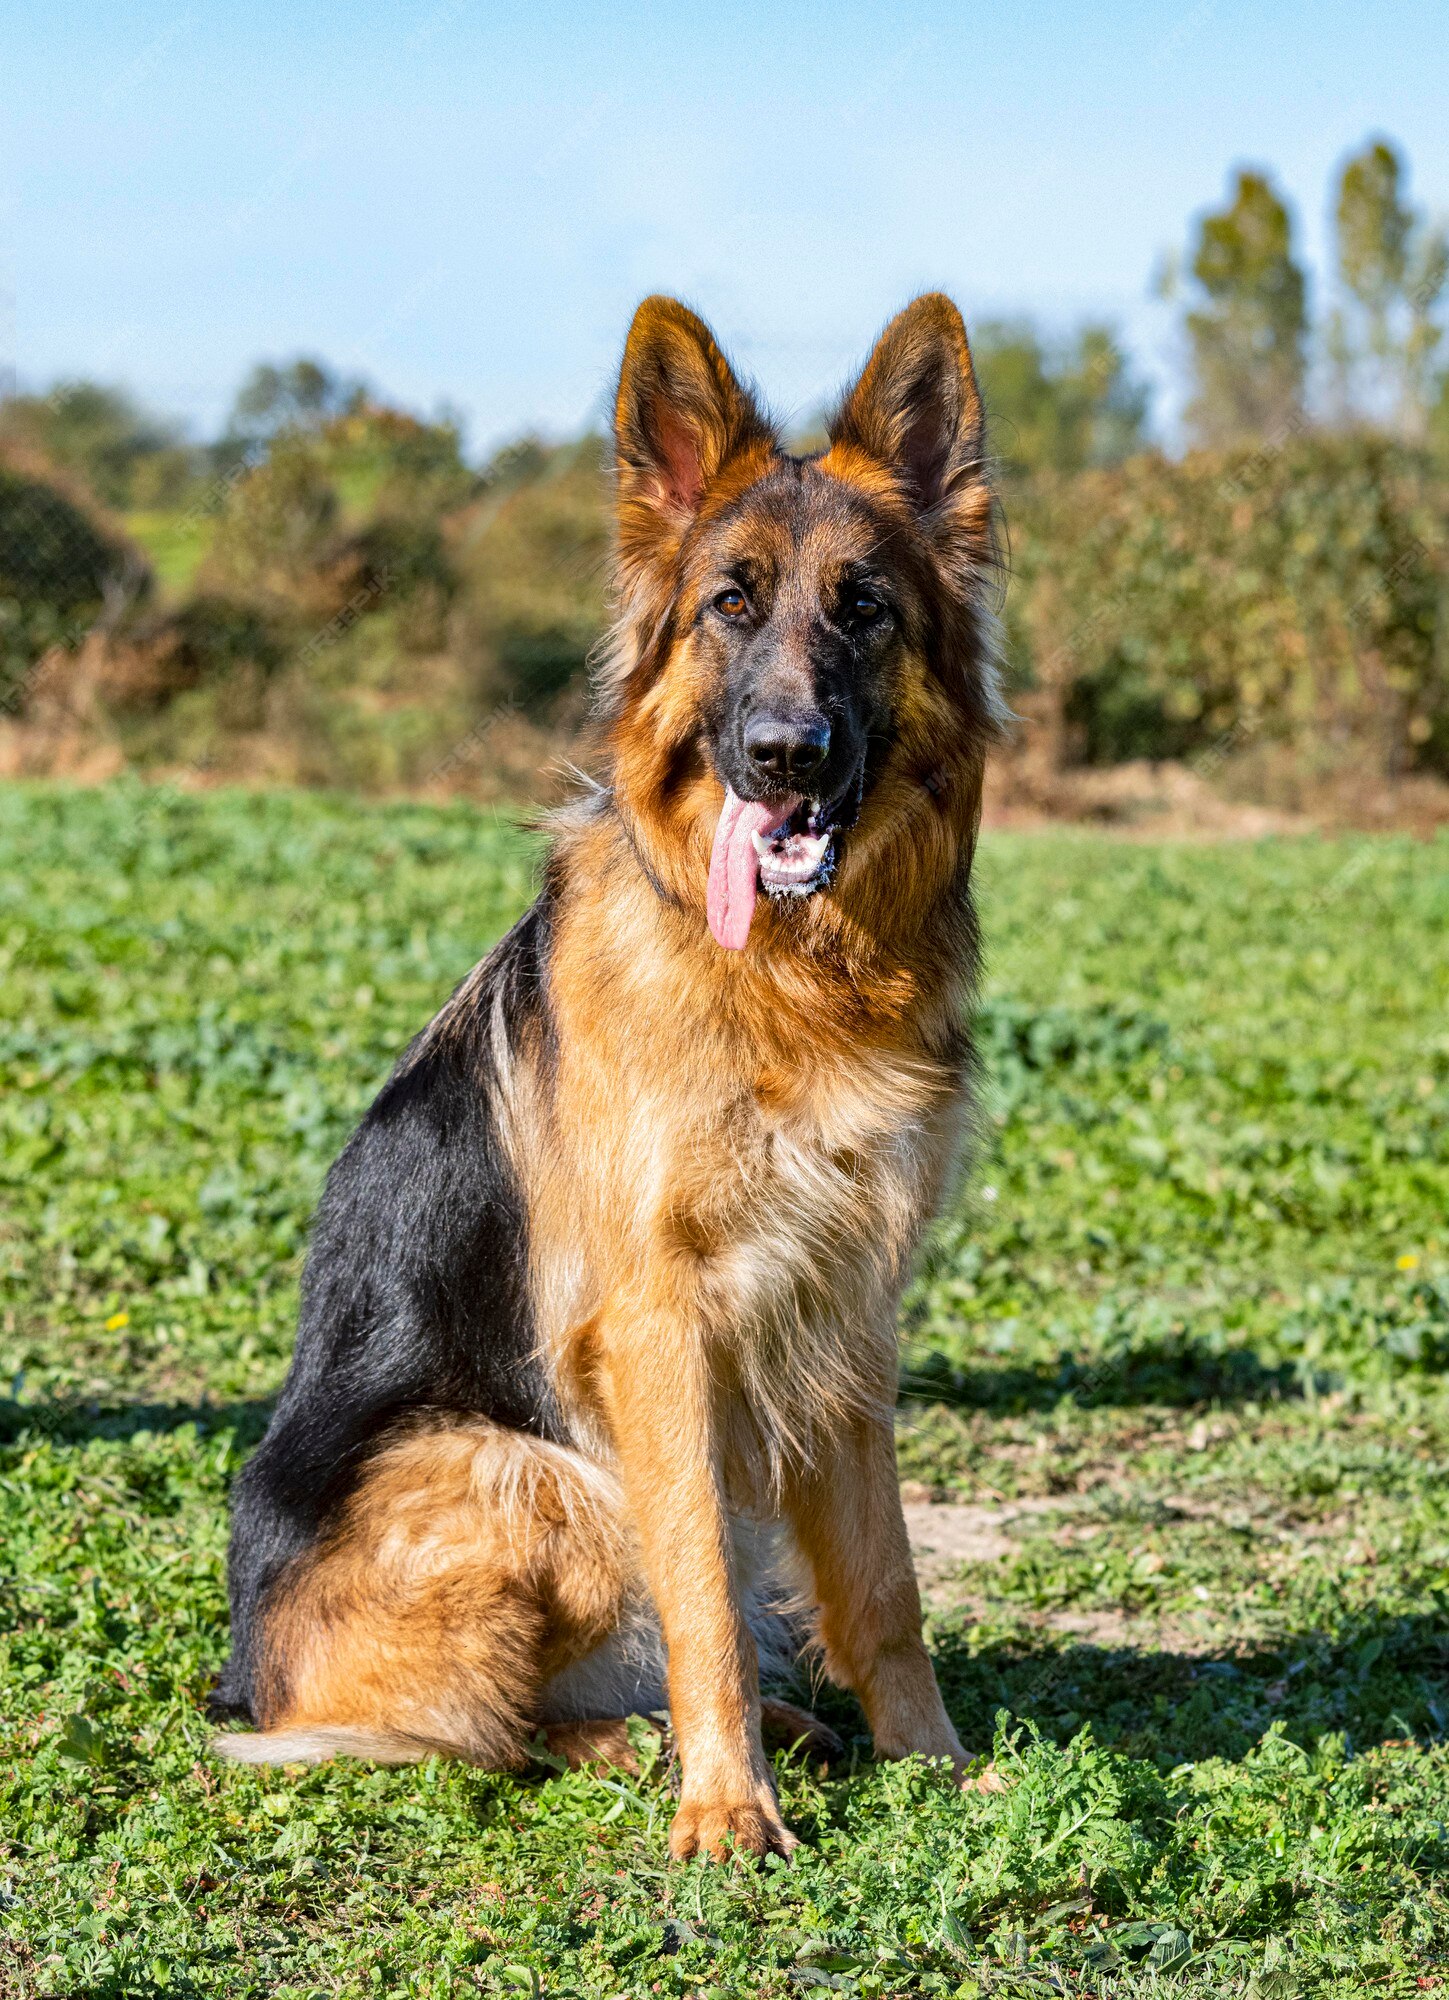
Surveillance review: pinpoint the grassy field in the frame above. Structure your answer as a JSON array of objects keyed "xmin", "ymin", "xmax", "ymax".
[{"xmin": 2, "ymin": 783, "xmax": 1448, "ymax": 1998}]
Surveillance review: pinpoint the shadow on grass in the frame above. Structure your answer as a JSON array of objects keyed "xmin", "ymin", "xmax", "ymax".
[
  {"xmin": 926, "ymin": 1611, "xmax": 1449, "ymax": 1768},
  {"xmin": 0, "ymin": 1393, "xmax": 276, "ymax": 1452},
  {"xmin": 900, "ymin": 1333, "xmax": 1301, "ymax": 1415}
]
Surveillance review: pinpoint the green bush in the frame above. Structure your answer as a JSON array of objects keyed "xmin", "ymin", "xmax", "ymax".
[
  {"xmin": 336, "ymin": 517, "xmax": 452, "ymax": 601},
  {"xmin": 125, "ymin": 595, "xmax": 288, "ymax": 711},
  {"xmin": 0, "ymin": 381, "xmax": 198, "ymax": 511},
  {"xmin": 200, "ymin": 435, "xmax": 340, "ymax": 607},
  {"xmin": 1008, "ymin": 432, "xmax": 1449, "ymax": 773},
  {"xmin": 16, "ymin": 408, "xmax": 1449, "ymax": 797},
  {"xmin": 452, "ymin": 437, "xmax": 610, "ymax": 714},
  {"xmin": 0, "ymin": 457, "xmax": 143, "ymax": 707},
  {"xmin": 198, "ymin": 417, "xmax": 465, "ymax": 641}
]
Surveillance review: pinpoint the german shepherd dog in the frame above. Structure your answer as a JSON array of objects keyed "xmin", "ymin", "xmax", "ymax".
[{"xmin": 213, "ymin": 293, "xmax": 1003, "ymax": 1860}]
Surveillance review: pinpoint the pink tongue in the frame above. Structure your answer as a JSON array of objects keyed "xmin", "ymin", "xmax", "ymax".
[{"xmin": 706, "ymin": 786, "xmax": 800, "ymax": 951}]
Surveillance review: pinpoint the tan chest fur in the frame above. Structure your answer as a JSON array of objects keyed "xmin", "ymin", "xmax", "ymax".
[{"xmin": 507, "ymin": 857, "xmax": 969, "ymax": 1497}]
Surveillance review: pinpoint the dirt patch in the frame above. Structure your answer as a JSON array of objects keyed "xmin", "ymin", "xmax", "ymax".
[
  {"xmin": 903, "ymin": 1494, "xmax": 1079, "ymax": 1589},
  {"xmin": 983, "ymin": 755, "xmax": 1310, "ymax": 839},
  {"xmin": 6, "ymin": 711, "xmax": 1449, "ymax": 836},
  {"xmin": 903, "ymin": 1496, "xmax": 1274, "ymax": 1656},
  {"xmin": 903, "ymin": 1501, "xmax": 1018, "ymax": 1578},
  {"xmin": 983, "ymin": 745, "xmax": 1449, "ymax": 838},
  {"xmin": 903, "ymin": 1496, "xmax": 1178, "ymax": 1642}
]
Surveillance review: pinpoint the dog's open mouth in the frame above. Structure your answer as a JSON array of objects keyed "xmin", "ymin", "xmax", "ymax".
[
  {"xmin": 706, "ymin": 787, "xmax": 837, "ymax": 951},
  {"xmin": 752, "ymin": 799, "xmax": 834, "ymax": 896}
]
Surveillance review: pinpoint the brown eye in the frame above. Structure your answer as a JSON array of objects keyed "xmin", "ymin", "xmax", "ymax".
[
  {"xmin": 714, "ymin": 588, "xmax": 748, "ymax": 620},
  {"xmin": 854, "ymin": 593, "xmax": 883, "ymax": 622}
]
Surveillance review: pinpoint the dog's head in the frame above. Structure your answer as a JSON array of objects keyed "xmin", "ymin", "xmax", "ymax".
[{"xmin": 605, "ymin": 295, "xmax": 1002, "ymax": 955}]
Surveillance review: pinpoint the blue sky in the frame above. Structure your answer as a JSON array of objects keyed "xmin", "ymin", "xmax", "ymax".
[{"xmin": 2, "ymin": 0, "xmax": 1444, "ymax": 452}]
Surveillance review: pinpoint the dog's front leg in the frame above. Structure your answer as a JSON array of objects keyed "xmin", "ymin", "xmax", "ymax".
[
  {"xmin": 598, "ymin": 1310, "xmax": 794, "ymax": 1862},
  {"xmin": 786, "ymin": 1409, "xmax": 966, "ymax": 1772}
]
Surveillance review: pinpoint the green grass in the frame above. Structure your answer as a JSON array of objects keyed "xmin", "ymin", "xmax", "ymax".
[
  {"xmin": 3, "ymin": 782, "xmax": 1449, "ymax": 1998},
  {"xmin": 122, "ymin": 512, "xmax": 218, "ymax": 600}
]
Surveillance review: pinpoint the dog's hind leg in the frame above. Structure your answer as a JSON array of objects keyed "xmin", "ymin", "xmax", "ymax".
[
  {"xmin": 537, "ymin": 1716, "xmax": 641, "ymax": 1769},
  {"xmin": 213, "ymin": 1420, "xmax": 630, "ymax": 1770},
  {"xmin": 784, "ymin": 1408, "xmax": 966, "ymax": 1773},
  {"xmin": 537, "ymin": 1700, "xmax": 841, "ymax": 1776}
]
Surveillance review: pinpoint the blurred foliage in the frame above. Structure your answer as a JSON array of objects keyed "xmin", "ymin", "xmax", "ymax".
[
  {"xmin": 1176, "ymin": 168, "xmax": 1309, "ymax": 447},
  {"xmin": 218, "ymin": 354, "xmax": 367, "ymax": 461},
  {"xmin": 6, "ymin": 408, "xmax": 1448, "ymax": 791},
  {"xmin": 0, "ymin": 454, "xmax": 145, "ymax": 706},
  {"xmin": 200, "ymin": 433, "xmax": 342, "ymax": 608},
  {"xmin": 1008, "ymin": 431, "xmax": 1449, "ymax": 773},
  {"xmin": 0, "ymin": 380, "xmax": 198, "ymax": 511},
  {"xmin": 1, "ymin": 177, "xmax": 1447, "ymax": 799},
  {"xmin": 1328, "ymin": 137, "xmax": 1448, "ymax": 440},
  {"xmin": 452, "ymin": 434, "xmax": 610, "ymax": 714},
  {"xmin": 96, "ymin": 404, "xmax": 484, "ymax": 781},
  {"xmin": 973, "ymin": 321, "xmax": 1149, "ymax": 478},
  {"xmin": 194, "ymin": 402, "xmax": 477, "ymax": 618},
  {"xmin": 99, "ymin": 596, "xmax": 289, "ymax": 717}
]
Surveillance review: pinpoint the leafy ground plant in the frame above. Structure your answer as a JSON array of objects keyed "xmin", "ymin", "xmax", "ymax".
[{"xmin": 2, "ymin": 782, "xmax": 1448, "ymax": 1997}]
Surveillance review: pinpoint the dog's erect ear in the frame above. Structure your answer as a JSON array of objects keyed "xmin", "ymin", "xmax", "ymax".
[
  {"xmin": 828, "ymin": 294, "xmax": 987, "ymax": 521},
  {"xmin": 614, "ymin": 298, "xmax": 774, "ymax": 566}
]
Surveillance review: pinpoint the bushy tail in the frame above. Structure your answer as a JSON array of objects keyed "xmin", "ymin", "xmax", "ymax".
[{"xmin": 213, "ymin": 1724, "xmax": 465, "ymax": 1766}]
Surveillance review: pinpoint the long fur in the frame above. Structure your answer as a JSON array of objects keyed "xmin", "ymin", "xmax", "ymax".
[{"xmin": 214, "ymin": 294, "xmax": 1001, "ymax": 1858}]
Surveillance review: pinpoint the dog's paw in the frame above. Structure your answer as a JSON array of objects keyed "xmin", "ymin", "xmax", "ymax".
[
  {"xmin": 668, "ymin": 1794, "xmax": 798, "ymax": 1863},
  {"xmin": 759, "ymin": 1697, "xmax": 845, "ymax": 1764},
  {"xmin": 955, "ymin": 1756, "xmax": 1007, "ymax": 1793}
]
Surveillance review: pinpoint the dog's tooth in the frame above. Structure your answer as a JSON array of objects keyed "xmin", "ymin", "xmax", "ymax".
[{"xmin": 756, "ymin": 820, "xmax": 834, "ymax": 897}]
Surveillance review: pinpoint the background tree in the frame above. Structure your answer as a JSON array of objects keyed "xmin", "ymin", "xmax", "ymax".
[
  {"xmin": 0, "ymin": 381, "xmax": 196, "ymax": 510},
  {"xmin": 220, "ymin": 357, "xmax": 366, "ymax": 460},
  {"xmin": 1181, "ymin": 169, "xmax": 1308, "ymax": 446},
  {"xmin": 1330, "ymin": 137, "xmax": 1448, "ymax": 438},
  {"xmin": 972, "ymin": 322, "xmax": 1149, "ymax": 478}
]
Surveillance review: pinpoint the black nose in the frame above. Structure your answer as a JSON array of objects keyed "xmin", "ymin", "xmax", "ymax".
[{"xmin": 743, "ymin": 711, "xmax": 830, "ymax": 785}]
